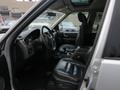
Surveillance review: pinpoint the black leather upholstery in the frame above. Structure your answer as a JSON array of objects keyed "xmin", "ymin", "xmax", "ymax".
[
  {"xmin": 59, "ymin": 44, "xmax": 76, "ymax": 53},
  {"xmin": 54, "ymin": 58, "xmax": 85, "ymax": 85}
]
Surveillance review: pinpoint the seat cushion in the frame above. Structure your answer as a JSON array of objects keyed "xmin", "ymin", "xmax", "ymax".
[
  {"xmin": 54, "ymin": 58, "xmax": 85, "ymax": 85},
  {"xmin": 59, "ymin": 44, "xmax": 76, "ymax": 53}
]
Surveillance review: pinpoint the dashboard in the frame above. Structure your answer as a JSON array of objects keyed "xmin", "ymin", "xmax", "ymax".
[{"xmin": 15, "ymin": 27, "xmax": 79, "ymax": 60}]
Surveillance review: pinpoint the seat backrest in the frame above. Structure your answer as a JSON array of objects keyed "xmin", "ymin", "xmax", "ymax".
[
  {"xmin": 76, "ymin": 47, "xmax": 92, "ymax": 65},
  {"xmin": 76, "ymin": 12, "xmax": 89, "ymax": 47}
]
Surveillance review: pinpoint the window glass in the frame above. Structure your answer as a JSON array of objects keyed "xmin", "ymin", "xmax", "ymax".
[
  {"xmin": 16, "ymin": 0, "xmax": 39, "ymax": 2},
  {"xmin": 103, "ymin": 0, "xmax": 120, "ymax": 58},
  {"xmin": 59, "ymin": 12, "xmax": 88, "ymax": 32},
  {"xmin": 27, "ymin": 9, "xmax": 65, "ymax": 30},
  {"xmin": 16, "ymin": 0, "xmax": 23, "ymax": 1}
]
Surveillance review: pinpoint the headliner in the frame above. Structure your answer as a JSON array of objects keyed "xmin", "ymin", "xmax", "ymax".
[{"xmin": 50, "ymin": 0, "xmax": 107, "ymax": 12}]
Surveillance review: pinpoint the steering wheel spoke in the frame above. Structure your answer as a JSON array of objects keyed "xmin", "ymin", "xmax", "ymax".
[{"xmin": 41, "ymin": 26, "xmax": 56, "ymax": 51}]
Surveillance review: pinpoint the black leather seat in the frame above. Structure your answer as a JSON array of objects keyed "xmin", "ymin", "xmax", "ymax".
[
  {"xmin": 59, "ymin": 12, "xmax": 88, "ymax": 53},
  {"xmin": 59, "ymin": 44, "xmax": 76, "ymax": 53},
  {"xmin": 52, "ymin": 47, "xmax": 92, "ymax": 90},
  {"xmin": 53, "ymin": 58, "xmax": 85, "ymax": 85}
]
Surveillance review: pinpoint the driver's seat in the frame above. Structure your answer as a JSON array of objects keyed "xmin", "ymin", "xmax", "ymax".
[{"xmin": 59, "ymin": 12, "xmax": 88, "ymax": 53}]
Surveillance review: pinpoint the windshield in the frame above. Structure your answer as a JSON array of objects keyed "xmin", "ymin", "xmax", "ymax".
[{"xmin": 28, "ymin": 9, "xmax": 65, "ymax": 30}]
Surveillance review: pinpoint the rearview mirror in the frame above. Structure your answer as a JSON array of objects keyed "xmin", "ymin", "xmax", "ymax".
[
  {"xmin": 71, "ymin": 0, "xmax": 92, "ymax": 6},
  {"xmin": 47, "ymin": 12, "xmax": 56, "ymax": 16}
]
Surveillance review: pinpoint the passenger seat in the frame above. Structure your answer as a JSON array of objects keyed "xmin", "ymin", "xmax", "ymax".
[{"xmin": 53, "ymin": 58, "xmax": 85, "ymax": 90}]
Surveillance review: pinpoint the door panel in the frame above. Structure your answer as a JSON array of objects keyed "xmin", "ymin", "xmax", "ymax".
[
  {"xmin": 83, "ymin": 0, "xmax": 115, "ymax": 90},
  {"xmin": 0, "ymin": 55, "xmax": 11, "ymax": 90},
  {"xmin": 96, "ymin": 60, "xmax": 120, "ymax": 90}
]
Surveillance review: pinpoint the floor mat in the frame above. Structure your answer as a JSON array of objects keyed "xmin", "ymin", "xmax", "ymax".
[{"xmin": 15, "ymin": 65, "xmax": 51, "ymax": 90}]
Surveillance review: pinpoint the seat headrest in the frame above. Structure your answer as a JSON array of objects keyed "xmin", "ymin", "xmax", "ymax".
[{"xmin": 78, "ymin": 12, "xmax": 87, "ymax": 24}]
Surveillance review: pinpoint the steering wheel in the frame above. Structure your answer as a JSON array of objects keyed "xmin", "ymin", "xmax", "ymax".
[{"xmin": 41, "ymin": 26, "xmax": 56, "ymax": 51}]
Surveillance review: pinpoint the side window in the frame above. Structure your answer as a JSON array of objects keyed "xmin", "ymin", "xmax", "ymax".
[
  {"xmin": 58, "ymin": 12, "xmax": 88, "ymax": 32},
  {"xmin": 102, "ymin": 2, "xmax": 120, "ymax": 58}
]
